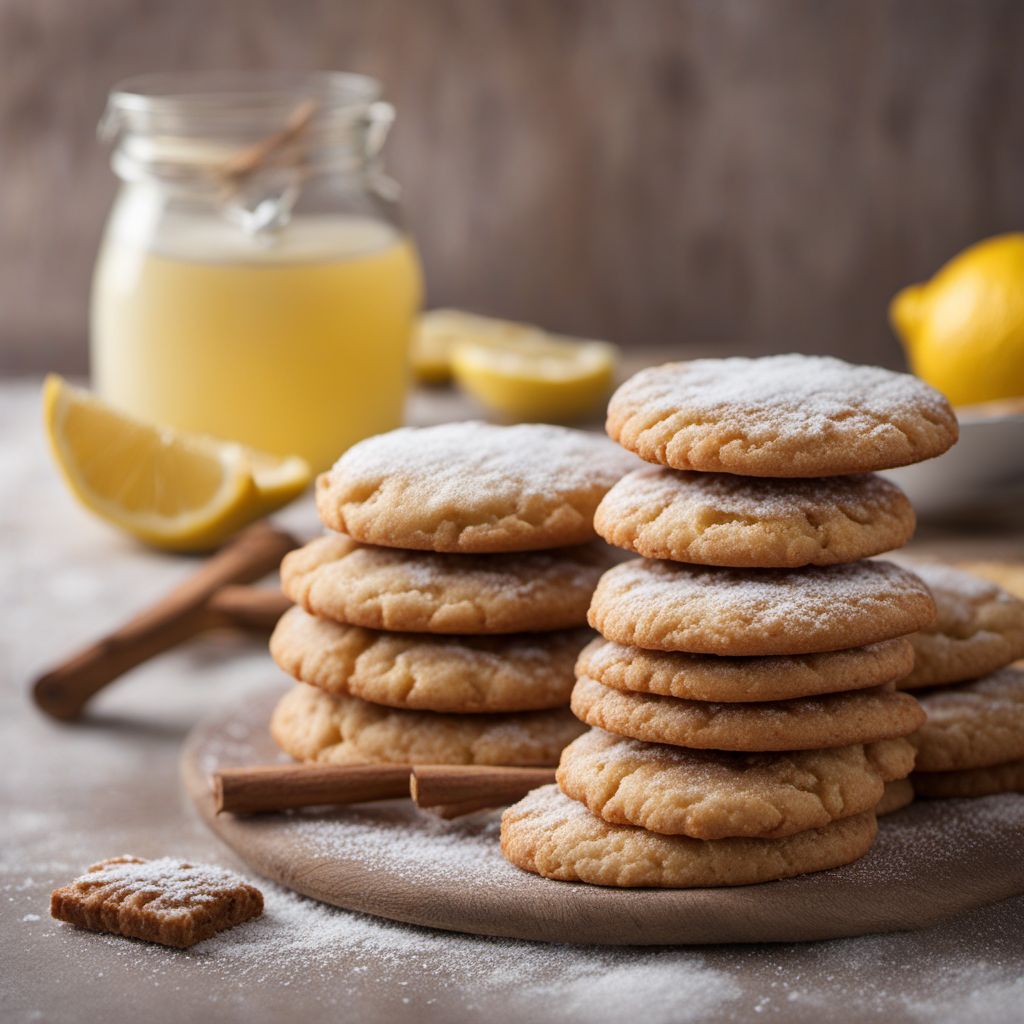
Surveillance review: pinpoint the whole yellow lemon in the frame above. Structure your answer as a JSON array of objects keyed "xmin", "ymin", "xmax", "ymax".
[{"xmin": 890, "ymin": 233, "xmax": 1024, "ymax": 406}]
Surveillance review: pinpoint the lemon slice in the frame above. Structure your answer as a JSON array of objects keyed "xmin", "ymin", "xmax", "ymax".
[
  {"xmin": 43, "ymin": 375, "xmax": 310, "ymax": 551},
  {"xmin": 451, "ymin": 333, "xmax": 618, "ymax": 422},
  {"xmin": 412, "ymin": 309, "xmax": 542, "ymax": 384}
]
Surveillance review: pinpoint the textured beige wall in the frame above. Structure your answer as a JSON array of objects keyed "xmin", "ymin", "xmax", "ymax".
[{"xmin": 3, "ymin": 0, "xmax": 1024, "ymax": 374}]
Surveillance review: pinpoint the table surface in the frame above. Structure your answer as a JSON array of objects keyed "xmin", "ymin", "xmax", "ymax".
[{"xmin": 3, "ymin": 375, "xmax": 1024, "ymax": 1024}]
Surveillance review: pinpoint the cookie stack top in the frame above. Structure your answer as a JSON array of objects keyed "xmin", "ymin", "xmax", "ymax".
[
  {"xmin": 269, "ymin": 422, "xmax": 636, "ymax": 768},
  {"xmin": 605, "ymin": 354, "xmax": 957, "ymax": 477}
]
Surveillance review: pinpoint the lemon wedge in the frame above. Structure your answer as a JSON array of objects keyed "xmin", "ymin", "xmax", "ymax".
[
  {"xmin": 451, "ymin": 333, "xmax": 618, "ymax": 422},
  {"xmin": 412, "ymin": 309, "xmax": 542, "ymax": 384},
  {"xmin": 43, "ymin": 375, "xmax": 311, "ymax": 551}
]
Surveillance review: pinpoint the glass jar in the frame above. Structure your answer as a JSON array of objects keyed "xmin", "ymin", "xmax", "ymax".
[{"xmin": 92, "ymin": 72, "xmax": 423, "ymax": 472}]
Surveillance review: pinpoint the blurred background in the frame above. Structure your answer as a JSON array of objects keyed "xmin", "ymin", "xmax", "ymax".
[{"xmin": 5, "ymin": 0, "xmax": 1024, "ymax": 376}]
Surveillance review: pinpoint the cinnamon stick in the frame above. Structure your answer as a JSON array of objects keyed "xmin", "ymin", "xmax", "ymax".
[
  {"xmin": 214, "ymin": 764, "xmax": 412, "ymax": 814},
  {"xmin": 220, "ymin": 98, "xmax": 318, "ymax": 182},
  {"xmin": 213, "ymin": 763, "xmax": 556, "ymax": 816},
  {"xmin": 207, "ymin": 585, "xmax": 292, "ymax": 631},
  {"xmin": 411, "ymin": 765, "xmax": 556, "ymax": 815},
  {"xmin": 32, "ymin": 521, "xmax": 297, "ymax": 721}
]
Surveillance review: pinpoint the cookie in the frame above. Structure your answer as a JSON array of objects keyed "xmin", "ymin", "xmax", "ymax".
[
  {"xmin": 876, "ymin": 778, "xmax": 915, "ymax": 815},
  {"xmin": 271, "ymin": 682, "xmax": 586, "ymax": 766},
  {"xmin": 282, "ymin": 534, "xmax": 612, "ymax": 634},
  {"xmin": 577, "ymin": 636, "xmax": 914, "ymax": 703},
  {"xmin": 500, "ymin": 785, "xmax": 877, "ymax": 888},
  {"xmin": 571, "ymin": 676, "xmax": 925, "ymax": 751},
  {"xmin": 913, "ymin": 759, "xmax": 1024, "ymax": 799},
  {"xmin": 606, "ymin": 355, "xmax": 957, "ymax": 477},
  {"xmin": 270, "ymin": 605, "xmax": 586, "ymax": 713},
  {"xmin": 50, "ymin": 856, "xmax": 263, "ymax": 949},
  {"xmin": 556, "ymin": 728, "xmax": 913, "ymax": 839},
  {"xmin": 588, "ymin": 558, "xmax": 935, "ymax": 656},
  {"xmin": 316, "ymin": 422, "xmax": 637, "ymax": 552},
  {"xmin": 912, "ymin": 667, "xmax": 1024, "ymax": 772},
  {"xmin": 594, "ymin": 467, "xmax": 915, "ymax": 568},
  {"xmin": 898, "ymin": 563, "xmax": 1024, "ymax": 689}
]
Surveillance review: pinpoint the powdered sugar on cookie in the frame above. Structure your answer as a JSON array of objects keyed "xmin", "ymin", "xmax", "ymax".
[
  {"xmin": 588, "ymin": 558, "xmax": 936, "ymax": 655},
  {"xmin": 317, "ymin": 422, "xmax": 638, "ymax": 552},
  {"xmin": 281, "ymin": 534, "xmax": 614, "ymax": 634},
  {"xmin": 595, "ymin": 466, "xmax": 915, "ymax": 567},
  {"xmin": 50, "ymin": 856, "xmax": 263, "ymax": 948},
  {"xmin": 606, "ymin": 356, "xmax": 957, "ymax": 476}
]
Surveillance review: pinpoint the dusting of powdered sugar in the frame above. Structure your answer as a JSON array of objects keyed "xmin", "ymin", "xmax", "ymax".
[
  {"xmin": 277, "ymin": 604, "xmax": 588, "ymax": 670},
  {"xmin": 837, "ymin": 794, "xmax": 1024, "ymax": 887},
  {"xmin": 329, "ymin": 421, "xmax": 638, "ymax": 498},
  {"xmin": 293, "ymin": 535, "xmax": 616, "ymax": 611},
  {"xmin": 286, "ymin": 804, "xmax": 515, "ymax": 887},
  {"xmin": 598, "ymin": 465, "xmax": 908, "ymax": 520},
  {"xmin": 61, "ymin": 857, "xmax": 259, "ymax": 909},
  {"xmin": 595, "ymin": 558, "xmax": 931, "ymax": 631},
  {"xmin": 502, "ymin": 782, "xmax": 594, "ymax": 828},
  {"xmin": 327, "ymin": 539, "xmax": 615, "ymax": 592},
  {"xmin": 609, "ymin": 356, "xmax": 954, "ymax": 441}
]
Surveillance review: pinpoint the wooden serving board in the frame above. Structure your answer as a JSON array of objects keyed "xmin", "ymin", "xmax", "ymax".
[{"xmin": 182, "ymin": 688, "xmax": 1024, "ymax": 946}]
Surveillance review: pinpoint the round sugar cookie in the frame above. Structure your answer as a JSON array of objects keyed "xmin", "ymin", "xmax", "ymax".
[
  {"xmin": 556, "ymin": 728, "xmax": 914, "ymax": 839},
  {"xmin": 587, "ymin": 558, "xmax": 935, "ymax": 656},
  {"xmin": 271, "ymin": 683, "xmax": 585, "ymax": 766},
  {"xmin": 270, "ymin": 605, "xmax": 586, "ymax": 713},
  {"xmin": 876, "ymin": 778, "xmax": 915, "ymax": 815},
  {"xmin": 898, "ymin": 563, "xmax": 1024, "ymax": 689},
  {"xmin": 594, "ymin": 467, "xmax": 915, "ymax": 568},
  {"xmin": 316, "ymin": 422, "xmax": 637, "ymax": 552},
  {"xmin": 570, "ymin": 676, "xmax": 925, "ymax": 751},
  {"xmin": 281, "ymin": 534, "xmax": 613, "ymax": 634},
  {"xmin": 912, "ymin": 667, "xmax": 1024, "ymax": 772},
  {"xmin": 605, "ymin": 355, "xmax": 957, "ymax": 477},
  {"xmin": 500, "ymin": 785, "xmax": 877, "ymax": 888},
  {"xmin": 576, "ymin": 636, "xmax": 914, "ymax": 703},
  {"xmin": 913, "ymin": 759, "xmax": 1024, "ymax": 799}
]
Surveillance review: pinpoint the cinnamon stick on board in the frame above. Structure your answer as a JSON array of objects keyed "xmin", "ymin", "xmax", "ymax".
[
  {"xmin": 214, "ymin": 764, "xmax": 556, "ymax": 816},
  {"xmin": 31, "ymin": 521, "xmax": 297, "ymax": 721},
  {"xmin": 214, "ymin": 764, "xmax": 412, "ymax": 814},
  {"xmin": 411, "ymin": 765, "xmax": 556, "ymax": 817}
]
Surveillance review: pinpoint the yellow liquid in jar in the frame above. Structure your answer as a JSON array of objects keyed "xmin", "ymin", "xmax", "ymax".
[{"xmin": 91, "ymin": 214, "xmax": 422, "ymax": 472}]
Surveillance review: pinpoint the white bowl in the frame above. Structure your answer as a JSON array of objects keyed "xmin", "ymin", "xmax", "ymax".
[{"xmin": 884, "ymin": 406, "xmax": 1024, "ymax": 520}]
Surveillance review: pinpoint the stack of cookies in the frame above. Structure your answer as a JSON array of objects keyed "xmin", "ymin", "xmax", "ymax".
[
  {"xmin": 269, "ymin": 421, "xmax": 636, "ymax": 769},
  {"xmin": 502, "ymin": 355, "xmax": 959, "ymax": 888},
  {"xmin": 897, "ymin": 563, "xmax": 1024, "ymax": 800}
]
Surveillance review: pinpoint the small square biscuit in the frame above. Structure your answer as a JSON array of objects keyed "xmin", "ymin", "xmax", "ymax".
[{"xmin": 50, "ymin": 855, "xmax": 263, "ymax": 948}]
